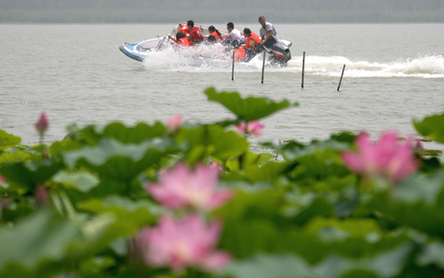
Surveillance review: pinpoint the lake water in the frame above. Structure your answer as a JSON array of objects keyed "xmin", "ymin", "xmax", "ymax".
[{"xmin": 0, "ymin": 24, "xmax": 443, "ymax": 149}]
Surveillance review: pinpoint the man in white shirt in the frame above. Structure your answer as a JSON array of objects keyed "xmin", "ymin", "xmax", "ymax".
[
  {"xmin": 258, "ymin": 16, "xmax": 279, "ymax": 48},
  {"xmin": 226, "ymin": 22, "xmax": 243, "ymax": 46}
]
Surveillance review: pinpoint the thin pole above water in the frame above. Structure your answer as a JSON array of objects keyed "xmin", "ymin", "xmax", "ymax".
[
  {"xmin": 231, "ymin": 50, "xmax": 235, "ymax": 81},
  {"xmin": 261, "ymin": 51, "xmax": 266, "ymax": 84},
  {"xmin": 337, "ymin": 64, "xmax": 346, "ymax": 91},
  {"xmin": 301, "ymin": 51, "xmax": 305, "ymax": 88}
]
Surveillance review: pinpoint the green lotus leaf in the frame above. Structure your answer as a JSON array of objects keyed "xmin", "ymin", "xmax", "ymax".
[
  {"xmin": 78, "ymin": 195, "xmax": 160, "ymax": 228},
  {"xmin": 0, "ymin": 151, "xmax": 32, "ymax": 164},
  {"xmin": 176, "ymin": 125, "xmax": 249, "ymax": 162},
  {"xmin": 63, "ymin": 138, "xmax": 178, "ymax": 181},
  {"xmin": 244, "ymin": 160, "xmax": 295, "ymax": 183},
  {"xmin": 0, "ymin": 159, "xmax": 63, "ymax": 189},
  {"xmin": 380, "ymin": 171, "xmax": 444, "ymax": 237},
  {"xmin": 0, "ymin": 130, "xmax": 21, "ymax": 150},
  {"xmin": 204, "ymin": 87, "xmax": 298, "ymax": 122},
  {"xmin": 0, "ymin": 208, "xmax": 80, "ymax": 273},
  {"xmin": 220, "ymin": 253, "xmax": 315, "ymax": 278},
  {"xmin": 315, "ymin": 243, "xmax": 412, "ymax": 278},
  {"xmin": 80, "ymin": 122, "xmax": 166, "ymax": 145},
  {"xmin": 417, "ymin": 241, "xmax": 444, "ymax": 269},
  {"xmin": 413, "ymin": 113, "xmax": 444, "ymax": 143},
  {"xmin": 53, "ymin": 170, "xmax": 100, "ymax": 192}
]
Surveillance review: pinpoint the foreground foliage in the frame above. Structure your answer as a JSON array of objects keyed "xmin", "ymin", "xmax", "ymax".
[{"xmin": 0, "ymin": 87, "xmax": 444, "ymax": 278}]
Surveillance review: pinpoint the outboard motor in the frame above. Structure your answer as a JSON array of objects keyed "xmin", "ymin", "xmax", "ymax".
[
  {"xmin": 256, "ymin": 40, "xmax": 292, "ymax": 66},
  {"xmin": 271, "ymin": 40, "xmax": 292, "ymax": 66}
]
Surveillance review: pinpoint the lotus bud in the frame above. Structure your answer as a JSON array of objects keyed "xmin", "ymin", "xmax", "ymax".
[{"xmin": 35, "ymin": 112, "xmax": 49, "ymax": 135}]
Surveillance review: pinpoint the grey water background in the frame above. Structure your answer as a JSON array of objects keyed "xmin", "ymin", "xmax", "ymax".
[{"xmin": 0, "ymin": 24, "xmax": 443, "ymax": 148}]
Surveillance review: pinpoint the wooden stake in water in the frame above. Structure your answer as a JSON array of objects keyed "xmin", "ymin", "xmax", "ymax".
[
  {"xmin": 231, "ymin": 50, "xmax": 235, "ymax": 81},
  {"xmin": 337, "ymin": 64, "xmax": 346, "ymax": 91},
  {"xmin": 301, "ymin": 51, "xmax": 306, "ymax": 88},
  {"xmin": 261, "ymin": 51, "xmax": 266, "ymax": 84}
]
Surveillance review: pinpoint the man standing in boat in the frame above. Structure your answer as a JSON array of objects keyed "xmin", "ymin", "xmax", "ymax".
[
  {"xmin": 187, "ymin": 20, "xmax": 203, "ymax": 45},
  {"xmin": 258, "ymin": 16, "xmax": 279, "ymax": 49}
]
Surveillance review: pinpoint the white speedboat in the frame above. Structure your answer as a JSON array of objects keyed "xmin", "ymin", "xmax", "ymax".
[{"xmin": 119, "ymin": 23, "xmax": 292, "ymax": 66}]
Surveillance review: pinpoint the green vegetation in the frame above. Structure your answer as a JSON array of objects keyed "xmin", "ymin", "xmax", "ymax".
[
  {"xmin": 1, "ymin": 0, "xmax": 443, "ymax": 23},
  {"xmin": 1, "ymin": 87, "xmax": 444, "ymax": 277}
]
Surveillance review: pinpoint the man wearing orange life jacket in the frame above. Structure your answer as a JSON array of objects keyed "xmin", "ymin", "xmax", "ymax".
[
  {"xmin": 177, "ymin": 23, "xmax": 192, "ymax": 42},
  {"xmin": 241, "ymin": 28, "xmax": 261, "ymax": 53}
]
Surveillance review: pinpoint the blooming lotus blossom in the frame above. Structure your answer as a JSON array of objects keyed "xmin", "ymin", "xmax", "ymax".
[
  {"xmin": 35, "ymin": 112, "xmax": 49, "ymax": 135},
  {"xmin": 236, "ymin": 121, "xmax": 264, "ymax": 137},
  {"xmin": 341, "ymin": 131, "xmax": 420, "ymax": 184},
  {"xmin": 167, "ymin": 114, "xmax": 182, "ymax": 132},
  {"xmin": 148, "ymin": 163, "xmax": 232, "ymax": 210},
  {"xmin": 135, "ymin": 215, "xmax": 231, "ymax": 270}
]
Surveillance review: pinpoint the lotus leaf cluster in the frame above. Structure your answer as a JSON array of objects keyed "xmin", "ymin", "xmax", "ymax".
[{"xmin": 0, "ymin": 87, "xmax": 444, "ymax": 278}]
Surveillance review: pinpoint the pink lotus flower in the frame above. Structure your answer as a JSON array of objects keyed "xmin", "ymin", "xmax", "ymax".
[
  {"xmin": 236, "ymin": 120, "xmax": 264, "ymax": 137},
  {"xmin": 135, "ymin": 215, "xmax": 231, "ymax": 270},
  {"xmin": 148, "ymin": 163, "xmax": 232, "ymax": 210},
  {"xmin": 167, "ymin": 114, "xmax": 182, "ymax": 132},
  {"xmin": 341, "ymin": 131, "xmax": 420, "ymax": 184},
  {"xmin": 209, "ymin": 162, "xmax": 223, "ymax": 173},
  {"xmin": 35, "ymin": 112, "xmax": 49, "ymax": 135}
]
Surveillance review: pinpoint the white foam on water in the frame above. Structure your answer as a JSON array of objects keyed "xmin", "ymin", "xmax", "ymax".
[
  {"xmin": 287, "ymin": 54, "xmax": 444, "ymax": 78},
  {"xmin": 143, "ymin": 46, "xmax": 444, "ymax": 78}
]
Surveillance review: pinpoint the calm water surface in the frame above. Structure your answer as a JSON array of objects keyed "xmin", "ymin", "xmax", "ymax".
[{"xmin": 0, "ymin": 24, "xmax": 443, "ymax": 148}]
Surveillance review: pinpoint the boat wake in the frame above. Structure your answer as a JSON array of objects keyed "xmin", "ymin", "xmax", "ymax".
[
  {"xmin": 143, "ymin": 50, "xmax": 444, "ymax": 78},
  {"xmin": 287, "ymin": 54, "xmax": 444, "ymax": 78}
]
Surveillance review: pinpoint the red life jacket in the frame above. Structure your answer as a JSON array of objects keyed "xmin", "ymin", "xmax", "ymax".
[
  {"xmin": 210, "ymin": 31, "xmax": 220, "ymax": 41},
  {"xmin": 245, "ymin": 32, "xmax": 261, "ymax": 51},
  {"xmin": 189, "ymin": 27, "xmax": 203, "ymax": 45}
]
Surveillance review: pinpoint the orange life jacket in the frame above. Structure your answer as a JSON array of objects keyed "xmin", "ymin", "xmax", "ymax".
[
  {"xmin": 178, "ymin": 37, "xmax": 190, "ymax": 47},
  {"xmin": 177, "ymin": 25, "xmax": 192, "ymax": 42},
  {"xmin": 234, "ymin": 46, "xmax": 246, "ymax": 61},
  {"xmin": 245, "ymin": 32, "xmax": 261, "ymax": 51},
  {"xmin": 178, "ymin": 25, "xmax": 190, "ymax": 35},
  {"xmin": 210, "ymin": 31, "xmax": 220, "ymax": 41}
]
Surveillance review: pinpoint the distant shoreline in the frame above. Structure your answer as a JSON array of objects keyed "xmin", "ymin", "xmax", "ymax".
[{"xmin": 1, "ymin": 10, "xmax": 443, "ymax": 24}]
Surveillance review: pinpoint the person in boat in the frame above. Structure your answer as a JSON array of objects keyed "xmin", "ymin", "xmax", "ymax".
[
  {"xmin": 187, "ymin": 20, "xmax": 204, "ymax": 45},
  {"xmin": 239, "ymin": 28, "xmax": 261, "ymax": 62},
  {"xmin": 258, "ymin": 16, "xmax": 279, "ymax": 49},
  {"xmin": 226, "ymin": 22, "xmax": 243, "ymax": 46},
  {"xmin": 241, "ymin": 28, "xmax": 261, "ymax": 53},
  {"xmin": 177, "ymin": 23, "xmax": 192, "ymax": 41},
  {"xmin": 208, "ymin": 25, "xmax": 222, "ymax": 41},
  {"xmin": 168, "ymin": 32, "xmax": 190, "ymax": 47},
  {"xmin": 233, "ymin": 46, "xmax": 246, "ymax": 61}
]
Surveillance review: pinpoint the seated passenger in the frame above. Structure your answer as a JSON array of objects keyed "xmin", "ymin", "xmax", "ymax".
[
  {"xmin": 226, "ymin": 22, "xmax": 243, "ymax": 45},
  {"xmin": 168, "ymin": 32, "xmax": 190, "ymax": 47},
  {"xmin": 241, "ymin": 28, "xmax": 261, "ymax": 54},
  {"xmin": 177, "ymin": 23, "xmax": 191, "ymax": 41},
  {"xmin": 233, "ymin": 46, "xmax": 246, "ymax": 61},
  {"xmin": 187, "ymin": 20, "xmax": 203, "ymax": 45},
  {"xmin": 208, "ymin": 25, "xmax": 222, "ymax": 41}
]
